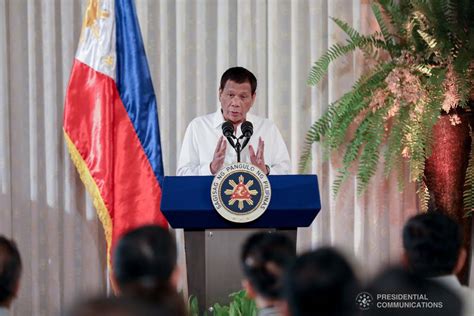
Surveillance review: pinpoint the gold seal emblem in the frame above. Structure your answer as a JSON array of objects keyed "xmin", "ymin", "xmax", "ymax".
[{"xmin": 211, "ymin": 163, "xmax": 271, "ymax": 223}]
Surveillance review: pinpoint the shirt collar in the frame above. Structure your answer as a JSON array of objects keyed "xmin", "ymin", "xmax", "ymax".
[
  {"xmin": 212, "ymin": 109, "xmax": 226, "ymax": 129},
  {"xmin": 431, "ymin": 275, "xmax": 462, "ymax": 288}
]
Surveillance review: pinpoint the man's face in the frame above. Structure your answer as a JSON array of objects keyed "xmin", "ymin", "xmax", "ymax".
[{"xmin": 219, "ymin": 80, "xmax": 256, "ymax": 125}]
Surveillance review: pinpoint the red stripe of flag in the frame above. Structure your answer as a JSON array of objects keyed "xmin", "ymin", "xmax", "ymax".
[{"xmin": 64, "ymin": 60, "xmax": 167, "ymax": 256}]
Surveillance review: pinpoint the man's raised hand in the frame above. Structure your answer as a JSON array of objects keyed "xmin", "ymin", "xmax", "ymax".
[
  {"xmin": 210, "ymin": 136, "xmax": 227, "ymax": 174},
  {"xmin": 249, "ymin": 137, "xmax": 267, "ymax": 174}
]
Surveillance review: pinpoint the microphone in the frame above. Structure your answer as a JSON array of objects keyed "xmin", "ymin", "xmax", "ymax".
[
  {"xmin": 240, "ymin": 121, "xmax": 253, "ymax": 150},
  {"xmin": 222, "ymin": 121, "xmax": 234, "ymax": 137},
  {"xmin": 241, "ymin": 121, "xmax": 253, "ymax": 138},
  {"xmin": 222, "ymin": 121, "xmax": 236, "ymax": 148}
]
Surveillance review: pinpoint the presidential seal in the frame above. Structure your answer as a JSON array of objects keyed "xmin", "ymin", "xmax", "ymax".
[{"xmin": 211, "ymin": 162, "xmax": 271, "ymax": 223}]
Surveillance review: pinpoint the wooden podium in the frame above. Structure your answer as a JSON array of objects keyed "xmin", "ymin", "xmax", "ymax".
[{"xmin": 161, "ymin": 175, "xmax": 321, "ymax": 310}]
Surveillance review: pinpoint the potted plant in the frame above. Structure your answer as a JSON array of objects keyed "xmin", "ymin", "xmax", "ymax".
[
  {"xmin": 300, "ymin": 0, "xmax": 474, "ymax": 282},
  {"xmin": 188, "ymin": 290, "xmax": 257, "ymax": 316}
]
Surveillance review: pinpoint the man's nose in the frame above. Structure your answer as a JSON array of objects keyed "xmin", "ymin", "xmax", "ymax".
[{"xmin": 230, "ymin": 97, "xmax": 242, "ymax": 107}]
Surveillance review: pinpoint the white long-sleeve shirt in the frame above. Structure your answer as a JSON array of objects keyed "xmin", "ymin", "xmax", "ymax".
[{"xmin": 177, "ymin": 109, "xmax": 290, "ymax": 176}]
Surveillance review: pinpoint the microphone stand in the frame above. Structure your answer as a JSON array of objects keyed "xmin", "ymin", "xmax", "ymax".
[
  {"xmin": 235, "ymin": 141, "xmax": 241, "ymax": 162},
  {"xmin": 226, "ymin": 135, "xmax": 250, "ymax": 163}
]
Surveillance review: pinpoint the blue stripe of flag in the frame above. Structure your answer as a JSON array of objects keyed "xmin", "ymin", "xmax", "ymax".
[{"xmin": 115, "ymin": 0, "xmax": 164, "ymax": 184}]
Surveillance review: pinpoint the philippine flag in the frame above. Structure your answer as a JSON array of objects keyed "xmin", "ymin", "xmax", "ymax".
[{"xmin": 63, "ymin": 0, "xmax": 167, "ymax": 265}]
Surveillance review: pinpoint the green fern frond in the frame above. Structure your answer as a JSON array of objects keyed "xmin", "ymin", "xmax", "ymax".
[
  {"xmin": 417, "ymin": 30, "xmax": 438, "ymax": 49},
  {"xmin": 307, "ymin": 35, "xmax": 391, "ymax": 87},
  {"xmin": 377, "ymin": 0, "xmax": 408, "ymax": 39},
  {"xmin": 429, "ymin": 0, "xmax": 457, "ymax": 53},
  {"xmin": 308, "ymin": 42, "xmax": 360, "ymax": 86},
  {"xmin": 324, "ymin": 101, "xmax": 366, "ymax": 150},
  {"xmin": 411, "ymin": 64, "xmax": 433, "ymax": 76},
  {"xmin": 343, "ymin": 120, "xmax": 372, "ymax": 167},
  {"xmin": 371, "ymin": 2, "xmax": 393, "ymax": 45},
  {"xmin": 441, "ymin": 0, "xmax": 463, "ymax": 40},
  {"xmin": 412, "ymin": 0, "xmax": 456, "ymax": 57},
  {"xmin": 406, "ymin": 128, "xmax": 426, "ymax": 182},
  {"xmin": 452, "ymin": 53, "xmax": 474, "ymax": 106},
  {"xmin": 383, "ymin": 102, "xmax": 409, "ymax": 177},
  {"xmin": 299, "ymin": 106, "xmax": 338, "ymax": 172},
  {"xmin": 332, "ymin": 168, "xmax": 351, "ymax": 196},
  {"xmin": 304, "ymin": 107, "xmax": 337, "ymax": 143},
  {"xmin": 331, "ymin": 117, "xmax": 373, "ymax": 195},
  {"xmin": 418, "ymin": 180, "xmax": 430, "ymax": 212},
  {"xmin": 405, "ymin": 107, "xmax": 439, "ymax": 181},
  {"xmin": 330, "ymin": 17, "xmax": 391, "ymax": 51},
  {"xmin": 308, "ymin": 13, "xmax": 398, "ymax": 88},
  {"xmin": 329, "ymin": 18, "xmax": 376, "ymax": 58},
  {"xmin": 324, "ymin": 65, "xmax": 395, "ymax": 149},
  {"xmin": 456, "ymin": 79, "xmax": 471, "ymax": 108},
  {"xmin": 403, "ymin": 76, "xmax": 446, "ymax": 182},
  {"xmin": 356, "ymin": 111, "xmax": 385, "ymax": 195},
  {"xmin": 298, "ymin": 99, "xmax": 350, "ymax": 172},
  {"xmin": 298, "ymin": 145, "xmax": 313, "ymax": 174},
  {"xmin": 300, "ymin": 62, "xmax": 394, "ymax": 173},
  {"xmin": 330, "ymin": 17, "xmax": 363, "ymax": 42},
  {"xmin": 442, "ymin": 0, "xmax": 458, "ymax": 23}
]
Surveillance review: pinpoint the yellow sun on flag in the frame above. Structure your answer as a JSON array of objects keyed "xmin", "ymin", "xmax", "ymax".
[{"xmin": 80, "ymin": 0, "xmax": 110, "ymax": 40}]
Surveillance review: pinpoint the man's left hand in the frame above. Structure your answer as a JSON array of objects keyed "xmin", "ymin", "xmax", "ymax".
[{"xmin": 249, "ymin": 137, "xmax": 267, "ymax": 174}]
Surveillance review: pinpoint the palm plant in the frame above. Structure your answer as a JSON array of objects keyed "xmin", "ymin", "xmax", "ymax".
[{"xmin": 300, "ymin": 0, "xmax": 474, "ymax": 216}]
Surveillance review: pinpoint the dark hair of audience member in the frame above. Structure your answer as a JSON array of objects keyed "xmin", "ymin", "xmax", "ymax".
[
  {"xmin": 364, "ymin": 267, "xmax": 462, "ymax": 316},
  {"xmin": 284, "ymin": 247, "xmax": 359, "ymax": 316},
  {"xmin": 241, "ymin": 232, "xmax": 296, "ymax": 300},
  {"xmin": 220, "ymin": 66, "xmax": 258, "ymax": 94},
  {"xmin": 66, "ymin": 296, "xmax": 179, "ymax": 316},
  {"xmin": 113, "ymin": 225, "xmax": 181, "ymax": 301},
  {"xmin": 0, "ymin": 235, "xmax": 22, "ymax": 307},
  {"xmin": 403, "ymin": 211, "xmax": 463, "ymax": 277}
]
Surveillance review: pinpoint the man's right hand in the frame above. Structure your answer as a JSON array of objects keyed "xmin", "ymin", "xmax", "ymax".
[{"xmin": 210, "ymin": 136, "xmax": 227, "ymax": 174}]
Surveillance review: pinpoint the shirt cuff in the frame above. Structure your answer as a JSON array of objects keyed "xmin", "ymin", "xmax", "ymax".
[{"xmin": 200, "ymin": 163, "xmax": 213, "ymax": 176}]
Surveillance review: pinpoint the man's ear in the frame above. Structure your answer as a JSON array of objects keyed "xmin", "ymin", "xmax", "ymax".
[
  {"xmin": 453, "ymin": 248, "xmax": 467, "ymax": 275},
  {"xmin": 251, "ymin": 92, "xmax": 256, "ymax": 105},
  {"xmin": 170, "ymin": 265, "xmax": 181, "ymax": 291},
  {"xmin": 242, "ymin": 279, "xmax": 256, "ymax": 299},
  {"xmin": 218, "ymin": 89, "xmax": 223, "ymax": 102}
]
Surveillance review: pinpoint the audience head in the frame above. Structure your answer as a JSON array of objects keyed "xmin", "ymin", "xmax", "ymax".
[
  {"xmin": 241, "ymin": 232, "xmax": 296, "ymax": 302},
  {"xmin": 112, "ymin": 225, "xmax": 179, "ymax": 301},
  {"xmin": 0, "ymin": 235, "xmax": 22, "ymax": 308},
  {"xmin": 402, "ymin": 212, "xmax": 465, "ymax": 277},
  {"xmin": 66, "ymin": 296, "xmax": 184, "ymax": 316},
  {"xmin": 219, "ymin": 66, "xmax": 257, "ymax": 95},
  {"xmin": 364, "ymin": 267, "xmax": 462, "ymax": 316},
  {"xmin": 284, "ymin": 247, "xmax": 359, "ymax": 316}
]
